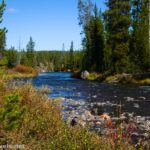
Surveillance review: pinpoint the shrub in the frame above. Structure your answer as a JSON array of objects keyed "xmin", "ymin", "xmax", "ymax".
[
  {"xmin": 0, "ymin": 57, "xmax": 8, "ymax": 66},
  {"xmin": 87, "ymin": 72, "xmax": 101, "ymax": 81},
  {"xmin": 105, "ymin": 75, "xmax": 118, "ymax": 82},
  {"xmin": 13, "ymin": 64, "xmax": 37, "ymax": 74},
  {"xmin": 0, "ymin": 93, "xmax": 27, "ymax": 131}
]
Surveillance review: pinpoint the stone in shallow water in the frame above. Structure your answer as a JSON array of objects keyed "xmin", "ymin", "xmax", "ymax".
[
  {"xmin": 78, "ymin": 120, "xmax": 86, "ymax": 127},
  {"xmin": 81, "ymin": 114, "xmax": 86, "ymax": 121},
  {"xmin": 139, "ymin": 96, "xmax": 146, "ymax": 100},
  {"xmin": 95, "ymin": 121, "xmax": 101, "ymax": 126},
  {"xmin": 124, "ymin": 97, "xmax": 135, "ymax": 102},
  {"xmin": 71, "ymin": 117, "xmax": 78, "ymax": 126},
  {"xmin": 133, "ymin": 103, "xmax": 140, "ymax": 108},
  {"xmin": 136, "ymin": 116, "xmax": 146, "ymax": 123},
  {"xmin": 91, "ymin": 108, "xmax": 98, "ymax": 115},
  {"xmin": 92, "ymin": 95, "xmax": 97, "ymax": 98},
  {"xmin": 81, "ymin": 70, "xmax": 89, "ymax": 79}
]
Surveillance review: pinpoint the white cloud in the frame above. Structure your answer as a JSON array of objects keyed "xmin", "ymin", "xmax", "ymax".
[{"xmin": 6, "ymin": 8, "xmax": 18, "ymax": 13}]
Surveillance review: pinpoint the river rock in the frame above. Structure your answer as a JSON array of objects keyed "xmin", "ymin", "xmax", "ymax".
[
  {"xmin": 91, "ymin": 108, "xmax": 98, "ymax": 115},
  {"xmin": 71, "ymin": 117, "xmax": 78, "ymax": 126},
  {"xmin": 95, "ymin": 121, "xmax": 101, "ymax": 126},
  {"xmin": 133, "ymin": 103, "xmax": 140, "ymax": 108},
  {"xmin": 81, "ymin": 70, "xmax": 89, "ymax": 79},
  {"xmin": 125, "ymin": 97, "xmax": 135, "ymax": 102},
  {"xmin": 139, "ymin": 96, "xmax": 146, "ymax": 100},
  {"xmin": 78, "ymin": 120, "xmax": 86, "ymax": 127}
]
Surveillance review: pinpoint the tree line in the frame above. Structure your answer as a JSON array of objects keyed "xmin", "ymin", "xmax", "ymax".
[
  {"xmin": 0, "ymin": 0, "xmax": 83, "ymax": 71},
  {"xmin": 4, "ymin": 37, "xmax": 84, "ymax": 71},
  {"xmin": 0, "ymin": 0, "xmax": 149, "ymax": 74},
  {"xmin": 78, "ymin": 0, "xmax": 150, "ymax": 73}
]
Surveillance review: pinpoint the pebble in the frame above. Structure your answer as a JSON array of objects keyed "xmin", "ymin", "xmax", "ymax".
[
  {"xmin": 92, "ymin": 95, "xmax": 97, "ymax": 98},
  {"xmin": 124, "ymin": 97, "xmax": 135, "ymax": 102},
  {"xmin": 133, "ymin": 103, "xmax": 140, "ymax": 108}
]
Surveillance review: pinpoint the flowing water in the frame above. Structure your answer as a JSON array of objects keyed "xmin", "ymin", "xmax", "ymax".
[{"xmin": 31, "ymin": 72, "xmax": 150, "ymax": 117}]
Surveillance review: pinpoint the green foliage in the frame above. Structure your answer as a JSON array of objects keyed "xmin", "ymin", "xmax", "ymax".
[
  {"xmin": 5, "ymin": 47, "xmax": 18, "ymax": 67},
  {"xmin": 78, "ymin": 1, "xmax": 105, "ymax": 72},
  {"xmin": 26, "ymin": 36, "xmax": 36, "ymax": 67},
  {"xmin": 130, "ymin": 0, "xmax": 150, "ymax": 72},
  {"xmin": 20, "ymin": 50, "xmax": 29, "ymax": 66},
  {"xmin": 77, "ymin": 0, "xmax": 149, "ymax": 74},
  {"xmin": 0, "ymin": 93, "xmax": 27, "ymax": 130},
  {"xmin": 0, "ymin": 0, "xmax": 7, "ymax": 57},
  {"xmin": 104, "ymin": 0, "xmax": 131, "ymax": 73},
  {"xmin": 69, "ymin": 41, "xmax": 75, "ymax": 70},
  {"xmin": 0, "ymin": 56, "xmax": 8, "ymax": 66}
]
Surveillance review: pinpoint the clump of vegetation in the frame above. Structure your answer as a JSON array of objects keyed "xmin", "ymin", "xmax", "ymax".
[
  {"xmin": 105, "ymin": 76, "xmax": 118, "ymax": 82},
  {"xmin": 13, "ymin": 64, "xmax": 37, "ymax": 74},
  {"xmin": 87, "ymin": 72, "xmax": 101, "ymax": 81},
  {"xmin": 38, "ymin": 85, "xmax": 51, "ymax": 94},
  {"xmin": 137, "ymin": 78, "xmax": 150, "ymax": 85},
  {"xmin": 119, "ymin": 76, "xmax": 150, "ymax": 85},
  {"xmin": 0, "ymin": 57, "xmax": 8, "ymax": 66},
  {"xmin": 0, "ymin": 93, "xmax": 27, "ymax": 130}
]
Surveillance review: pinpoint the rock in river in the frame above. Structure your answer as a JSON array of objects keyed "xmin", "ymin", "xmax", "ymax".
[{"xmin": 81, "ymin": 70, "xmax": 89, "ymax": 79}]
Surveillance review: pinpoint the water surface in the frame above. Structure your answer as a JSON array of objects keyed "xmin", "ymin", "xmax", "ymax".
[{"xmin": 32, "ymin": 72, "xmax": 150, "ymax": 116}]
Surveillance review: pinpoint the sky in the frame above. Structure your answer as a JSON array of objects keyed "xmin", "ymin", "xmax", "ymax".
[{"xmin": 2, "ymin": 0, "xmax": 106, "ymax": 51}]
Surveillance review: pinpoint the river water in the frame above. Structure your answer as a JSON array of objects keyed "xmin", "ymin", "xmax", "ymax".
[{"xmin": 31, "ymin": 72, "xmax": 150, "ymax": 117}]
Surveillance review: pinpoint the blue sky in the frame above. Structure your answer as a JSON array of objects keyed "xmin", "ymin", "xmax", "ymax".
[{"xmin": 2, "ymin": 0, "xmax": 106, "ymax": 51}]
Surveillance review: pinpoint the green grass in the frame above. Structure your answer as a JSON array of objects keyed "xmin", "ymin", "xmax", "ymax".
[{"xmin": 87, "ymin": 72, "xmax": 101, "ymax": 81}]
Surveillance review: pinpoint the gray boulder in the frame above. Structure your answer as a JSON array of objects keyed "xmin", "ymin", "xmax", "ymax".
[{"xmin": 81, "ymin": 70, "xmax": 89, "ymax": 79}]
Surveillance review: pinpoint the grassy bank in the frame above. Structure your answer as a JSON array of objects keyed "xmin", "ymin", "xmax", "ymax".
[
  {"xmin": 72, "ymin": 71, "xmax": 150, "ymax": 85},
  {"xmin": 105, "ymin": 74, "xmax": 150, "ymax": 85},
  {"xmin": 0, "ymin": 65, "xmax": 38, "ymax": 79}
]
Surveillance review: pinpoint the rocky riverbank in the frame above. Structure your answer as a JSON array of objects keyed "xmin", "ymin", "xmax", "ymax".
[
  {"xmin": 72, "ymin": 71, "xmax": 150, "ymax": 85},
  {"xmin": 53, "ymin": 97, "xmax": 150, "ymax": 146}
]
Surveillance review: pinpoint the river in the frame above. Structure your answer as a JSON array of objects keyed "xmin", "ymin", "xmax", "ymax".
[{"xmin": 30, "ymin": 72, "xmax": 150, "ymax": 117}]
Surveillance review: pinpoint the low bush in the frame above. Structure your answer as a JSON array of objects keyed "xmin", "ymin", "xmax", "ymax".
[
  {"xmin": 0, "ymin": 93, "xmax": 27, "ymax": 130},
  {"xmin": 87, "ymin": 72, "xmax": 101, "ymax": 81},
  {"xmin": 13, "ymin": 64, "xmax": 37, "ymax": 74},
  {"xmin": 105, "ymin": 75, "xmax": 118, "ymax": 82},
  {"xmin": 0, "ymin": 57, "xmax": 8, "ymax": 66}
]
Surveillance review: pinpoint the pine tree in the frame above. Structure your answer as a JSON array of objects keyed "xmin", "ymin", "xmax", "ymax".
[
  {"xmin": 131, "ymin": 0, "xmax": 150, "ymax": 72},
  {"xmin": 26, "ymin": 37, "xmax": 36, "ymax": 67},
  {"xmin": 6, "ymin": 47, "xmax": 18, "ymax": 67},
  {"xmin": 69, "ymin": 41, "xmax": 74, "ymax": 70},
  {"xmin": 104, "ymin": 0, "xmax": 131, "ymax": 73},
  {"xmin": 20, "ymin": 50, "xmax": 29, "ymax": 66},
  {"xmin": 78, "ymin": 0, "xmax": 93, "ymax": 51},
  {"xmin": 90, "ymin": 5, "xmax": 105, "ymax": 72},
  {"xmin": 78, "ymin": 1, "xmax": 105, "ymax": 72},
  {"xmin": 0, "ymin": 0, "xmax": 7, "ymax": 58}
]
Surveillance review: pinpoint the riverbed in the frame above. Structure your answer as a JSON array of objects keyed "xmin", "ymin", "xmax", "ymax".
[{"xmin": 31, "ymin": 72, "xmax": 150, "ymax": 117}]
